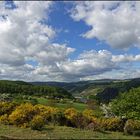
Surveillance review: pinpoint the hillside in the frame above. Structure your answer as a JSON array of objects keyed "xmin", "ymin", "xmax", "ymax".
[
  {"xmin": 1, "ymin": 78, "xmax": 140, "ymax": 103},
  {"xmin": 31, "ymin": 78, "xmax": 140, "ymax": 103},
  {"xmin": 31, "ymin": 79, "xmax": 114, "ymax": 95},
  {"xmin": 0, "ymin": 80, "xmax": 73, "ymax": 99}
]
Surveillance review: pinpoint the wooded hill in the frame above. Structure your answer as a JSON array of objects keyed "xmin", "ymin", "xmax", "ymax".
[
  {"xmin": 31, "ymin": 78, "xmax": 140, "ymax": 103},
  {"xmin": 0, "ymin": 80, "xmax": 73, "ymax": 99},
  {"xmin": 1, "ymin": 78, "xmax": 140, "ymax": 103}
]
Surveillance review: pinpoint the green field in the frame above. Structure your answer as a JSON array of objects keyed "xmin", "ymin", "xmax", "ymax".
[
  {"xmin": 0, "ymin": 124, "xmax": 139, "ymax": 139},
  {"xmin": 36, "ymin": 97, "xmax": 88, "ymax": 111}
]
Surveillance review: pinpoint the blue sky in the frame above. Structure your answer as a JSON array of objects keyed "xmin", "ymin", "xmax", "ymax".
[
  {"xmin": 0, "ymin": 1, "xmax": 140, "ymax": 81},
  {"xmin": 48, "ymin": 2, "xmax": 140, "ymax": 56},
  {"xmin": 48, "ymin": 2, "xmax": 115, "ymax": 57}
]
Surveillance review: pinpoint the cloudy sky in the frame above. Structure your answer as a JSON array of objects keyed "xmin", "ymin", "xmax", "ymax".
[{"xmin": 0, "ymin": 1, "xmax": 140, "ymax": 82}]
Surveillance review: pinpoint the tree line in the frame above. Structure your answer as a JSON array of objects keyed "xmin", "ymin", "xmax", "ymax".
[{"xmin": 0, "ymin": 80, "xmax": 73, "ymax": 99}]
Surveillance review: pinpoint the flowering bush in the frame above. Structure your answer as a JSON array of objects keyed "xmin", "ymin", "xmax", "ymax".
[
  {"xmin": 64, "ymin": 108, "xmax": 79, "ymax": 127},
  {"xmin": 92, "ymin": 117, "xmax": 124, "ymax": 131},
  {"xmin": 0, "ymin": 114, "xmax": 9, "ymax": 125},
  {"xmin": 2, "ymin": 101, "xmax": 140, "ymax": 135},
  {"xmin": 82, "ymin": 109, "xmax": 94, "ymax": 120},
  {"xmin": 9, "ymin": 103, "xmax": 36, "ymax": 127},
  {"xmin": 30, "ymin": 115, "xmax": 45, "ymax": 130},
  {"xmin": 34, "ymin": 104, "xmax": 60, "ymax": 123},
  {"xmin": 0, "ymin": 102, "xmax": 16, "ymax": 116},
  {"xmin": 64, "ymin": 108, "xmax": 78, "ymax": 120}
]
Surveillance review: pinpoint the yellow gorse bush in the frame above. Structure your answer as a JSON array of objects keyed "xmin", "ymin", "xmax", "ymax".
[
  {"xmin": 92, "ymin": 117, "xmax": 124, "ymax": 131},
  {"xmin": 9, "ymin": 103, "xmax": 36, "ymax": 127},
  {"xmin": 0, "ymin": 114, "xmax": 9, "ymax": 124},
  {"xmin": 7, "ymin": 103, "xmax": 61, "ymax": 128},
  {"xmin": 64, "ymin": 108, "xmax": 78, "ymax": 120},
  {"xmin": 82, "ymin": 109, "xmax": 94, "ymax": 120},
  {"xmin": 0, "ymin": 102, "xmax": 16, "ymax": 115},
  {"xmin": 34, "ymin": 104, "xmax": 60, "ymax": 120},
  {"xmin": 30, "ymin": 115, "xmax": 45, "ymax": 130},
  {"xmin": 0, "ymin": 101, "xmax": 134, "ymax": 133}
]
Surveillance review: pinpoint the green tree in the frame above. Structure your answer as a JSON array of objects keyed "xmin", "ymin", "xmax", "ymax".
[{"xmin": 110, "ymin": 87, "xmax": 140, "ymax": 119}]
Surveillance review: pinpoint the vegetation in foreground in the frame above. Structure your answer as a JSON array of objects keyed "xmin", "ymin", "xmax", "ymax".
[
  {"xmin": 0, "ymin": 124, "xmax": 139, "ymax": 139},
  {"xmin": 0, "ymin": 100, "xmax": 140, "ymax": 138}
]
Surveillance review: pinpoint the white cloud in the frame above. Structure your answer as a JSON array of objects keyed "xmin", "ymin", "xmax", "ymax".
[
  {"xmin": 55, "ymin": 50, "xmax": 117, "ymax": 81},
  {"xmin": 0, "ymin": 1, "xmax": 140, "ymax": 82},
  {"xmin": 35, "ymin": 43, "xmax": 75, "ymax": 65},
  {"xmin": 53, "ymin": 49, "xmax": 140, "ymax": 81},
  {"xmin": 112, "ymin": 54, "xmax": 140, "ymax": 63},
  {"xmin": 0, "ymin": 1, "xmax": 55, "ymax": 66},
  {"xmin": 71, "ymin": 1, "xmax": 140, "ymax": 49},
  {"xmin": 0, "ymin": 1, "xmax": 76, "ymax": 81},
  {"xmin": 79, "ymin": 68, "xmax": 140, "ymax": 81}
]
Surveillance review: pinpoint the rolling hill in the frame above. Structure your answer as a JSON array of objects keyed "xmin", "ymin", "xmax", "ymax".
[
  {"xmin": 1, "ymin": 78, "xmax": 140, "ymax": 103},
  {"xmin": 0, "ymin": 80, "xmax": 73, "ymax": 99},
  {"xmin": 31, "ymin": 78, "xmax": 140, "ymax": 103}
]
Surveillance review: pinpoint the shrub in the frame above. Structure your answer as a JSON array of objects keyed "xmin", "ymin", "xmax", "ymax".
[
  {"xmin": 124, "ymin": 119, "xmax": 140, "ymax": 135},
  {"xmin": 9, "ymin": 103, "xmax": 37, "ymax": 127},
  {"xmin": 64, "ymin": 108, "xmax": 78, "ymax": 120},
  {"xmin": 50, "ymin": 110, "xmax": 64, "ymax": 125},
  {"xmin": 30, "ymin": 115, "xmax": 45, "ymax": 130},
  {"xmin": 64, "ymin": 108, "xmax": 91, "ymax": 129},
  {"xmin": 72, "ymin": 113, "xmax": 90, "ymax": 129},
  {"xmin": 92, "ymin": 117, "xmax": 124, "ymax": 131},
  {"xmin": 0, "ymin": 102, "xmax": 16, "ymax": 116},
  {"xmin": 0, "ymin": 114, "xmax": 9, "ymax": 125},
  {"xmin": 54, "ymin": 112, "xmax": 67, "ymax": 126},
  {"xmin": 64, "ymin": 108, "xmax": 79, "ymax": 127},
  {"xmin": 82, "ymin": 109, "xmax": 94, "ymax": 120},
  {"xmin": 34, "ymin": 104, "xmax": 60, "ymax": 123}
]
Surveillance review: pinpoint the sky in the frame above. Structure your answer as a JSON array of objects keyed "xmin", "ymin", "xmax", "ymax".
[{"xmin": 0, "ymin": 1, "xmax": 140, "ymax": 82}]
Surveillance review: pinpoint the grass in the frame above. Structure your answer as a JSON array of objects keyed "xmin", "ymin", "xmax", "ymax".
[
  {"xmin": 36, "ymin": 97, "xmax": 88, "ymax": 112},
  {"xmin": 35, "ymin": 97, "xmax": 103, "ymax": 117},
  {"xmin": 0, "ymin": 124, "xmax": 139, "ymax": 139},
  {"xmin": 36, "ymin": 97, "xmax": 49, "ymax": 105}
]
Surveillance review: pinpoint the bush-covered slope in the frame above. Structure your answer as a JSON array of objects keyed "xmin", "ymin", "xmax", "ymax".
[{"xmin": 0, "ymin": 80, "xmax": 73, "ymax": 99}]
